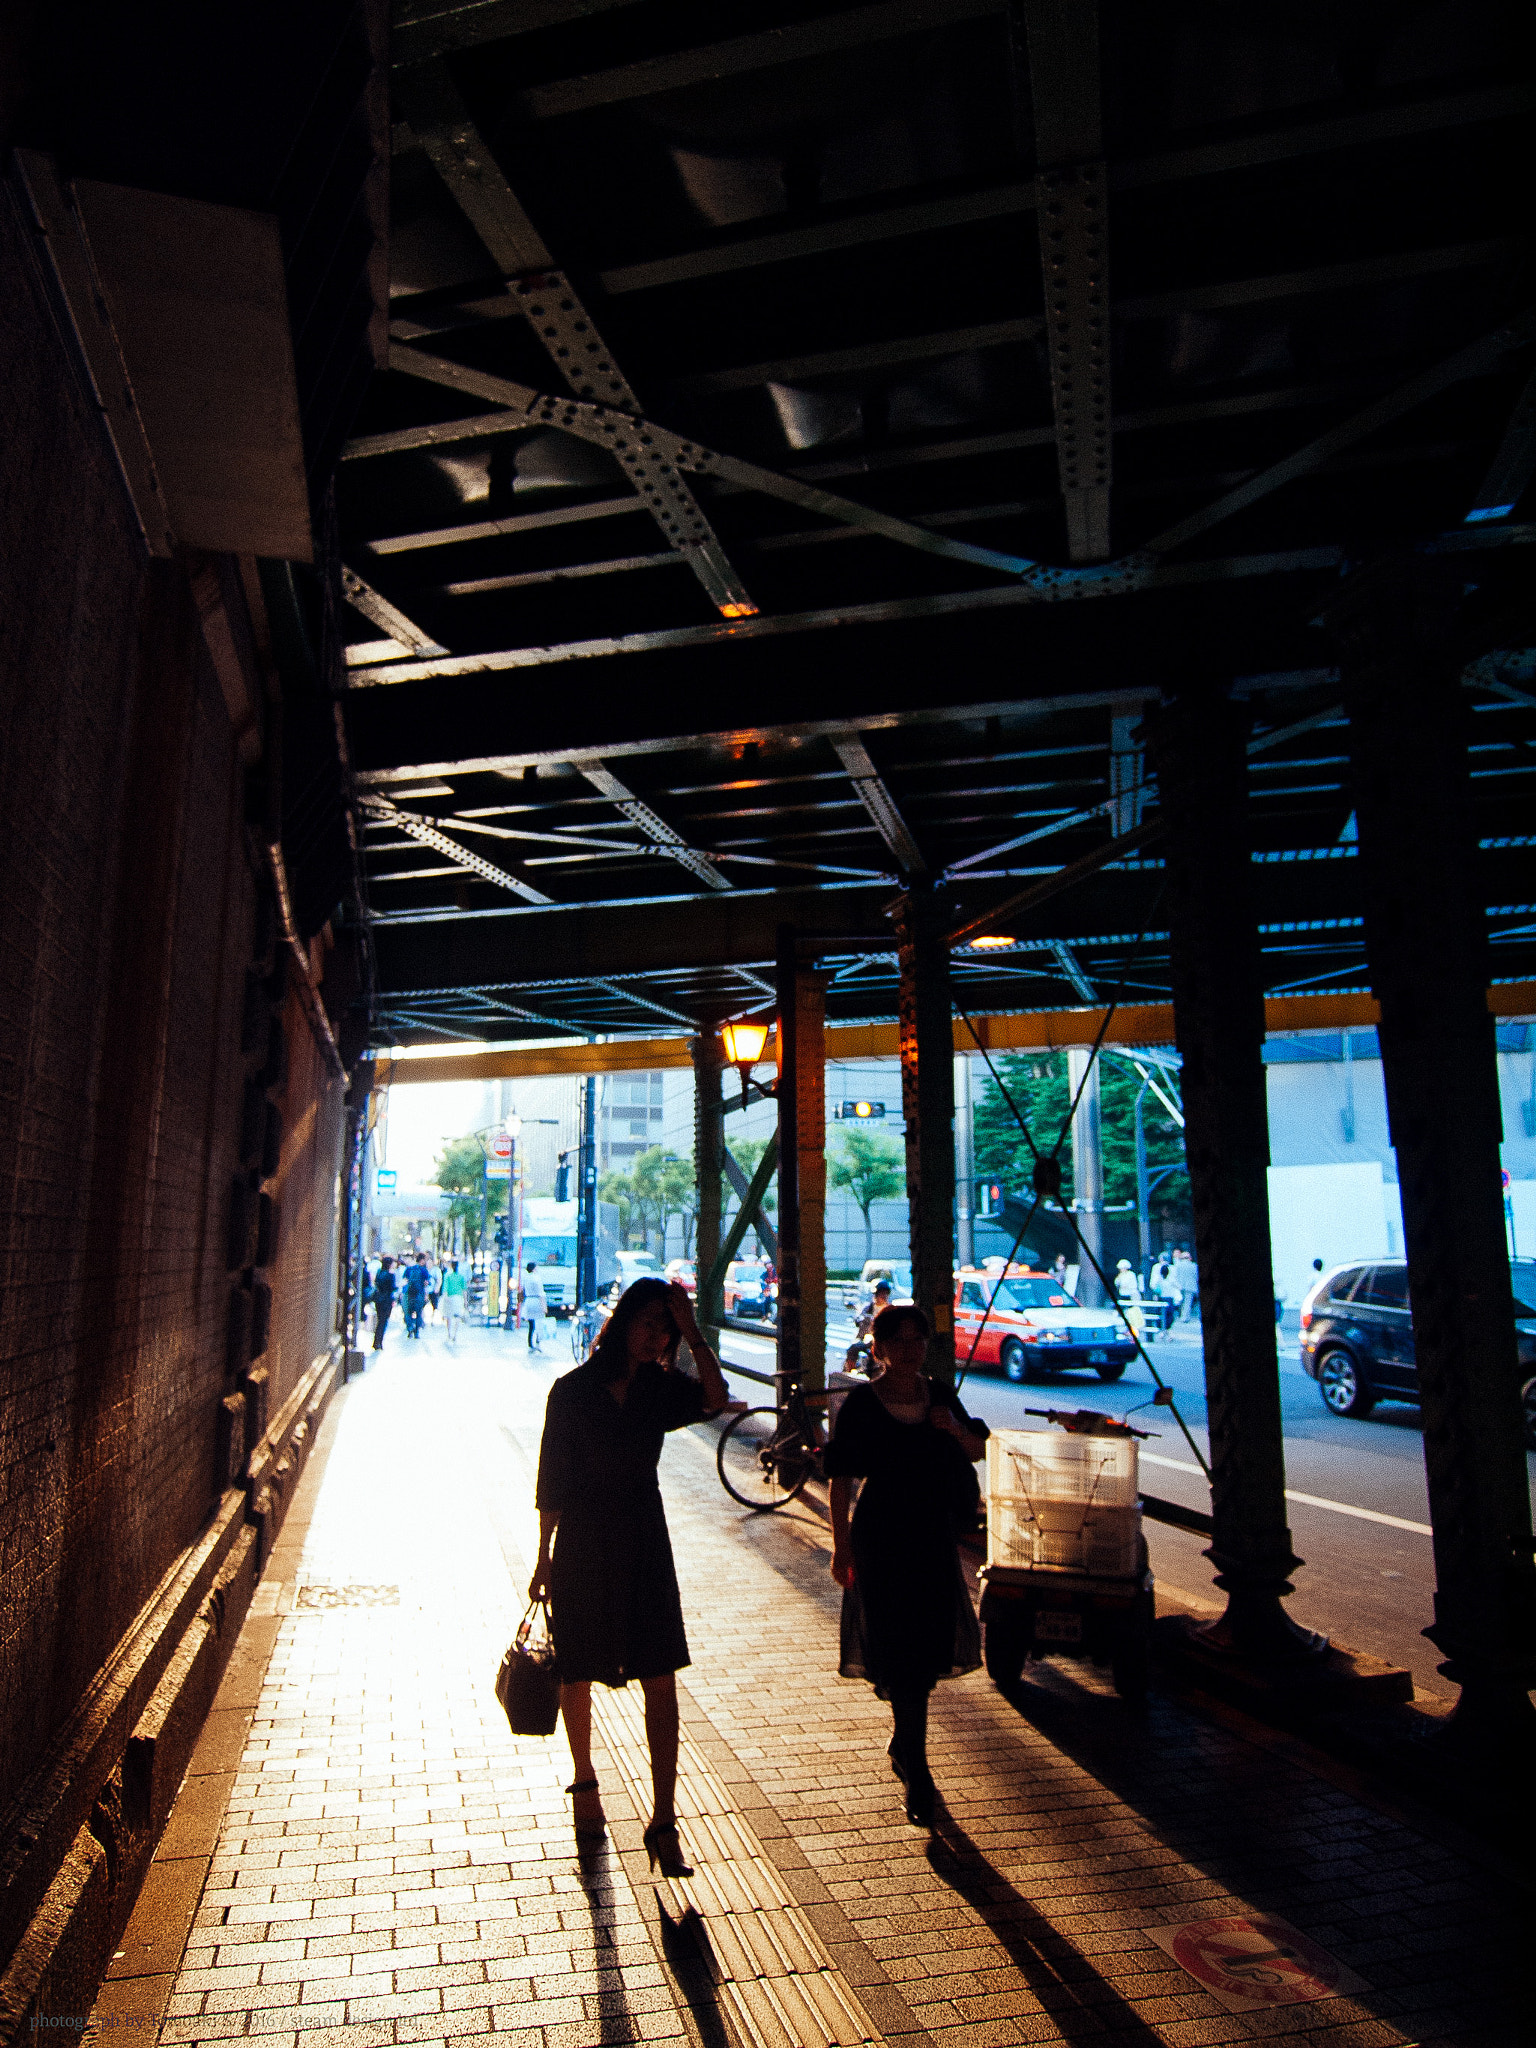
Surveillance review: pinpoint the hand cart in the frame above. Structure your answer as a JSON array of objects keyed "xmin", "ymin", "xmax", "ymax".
[{"xmin": 977, "ymin": 1408, "xmax": 1155, "ymax": 1702}]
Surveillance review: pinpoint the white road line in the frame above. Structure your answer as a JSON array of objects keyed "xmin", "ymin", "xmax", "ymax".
[{"xmin": 1140, "ymin": 1451, "xmax": 1433, "ymax": 1536}]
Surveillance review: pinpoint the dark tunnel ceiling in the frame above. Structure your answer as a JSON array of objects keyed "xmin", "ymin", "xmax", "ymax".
[{"xmin": 345, "ymin": 0, "xmax": 1536, "ymax": 1046}]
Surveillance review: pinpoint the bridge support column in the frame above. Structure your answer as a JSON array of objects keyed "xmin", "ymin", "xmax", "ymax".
[
  {"xmin": 776, "ymin": 931, "xmax": 828, "ymax": 1396},
  {"xmin": 1146, "ymin": 697, "xmax": 1323, "ymax": 1661},
  {"xmin": 896, "ymin": 889, "xmax": 956, "ymax": 1387},
  {"xmin": 1332, "ymin": 561, "xmax": 1536, "ymax": 1744},
  {"xmin": 692, "ymin": 1025, "xmax": 725, "ymax": 1339}
]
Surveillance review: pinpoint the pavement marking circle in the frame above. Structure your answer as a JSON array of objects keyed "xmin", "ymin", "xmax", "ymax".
[
  {"xmin": 1140, "ymin": 1451, "xmax": 1433, "ymax": 1534},
  {"xmin": 1144, "ymin": 1913, "xmax": 1369, "ymax": 2013}
]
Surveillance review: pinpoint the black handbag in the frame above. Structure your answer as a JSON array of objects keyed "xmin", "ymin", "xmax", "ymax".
[{"xmin": 495, "ymin": 1599, "xmax": 561, "ymax": 1735}]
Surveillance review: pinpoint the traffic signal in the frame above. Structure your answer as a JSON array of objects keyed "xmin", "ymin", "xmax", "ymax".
[
  {"xmin": 555, "ymin": 1152, "xmax": 570, "ymax": 1201},
  {"xmin": 493, "ymin": 1216, "xmax": 509, "ymax": 1251},
  {"xmin": 838, "ymin": 1100, "xmax": 885, "ymax": 1120}
]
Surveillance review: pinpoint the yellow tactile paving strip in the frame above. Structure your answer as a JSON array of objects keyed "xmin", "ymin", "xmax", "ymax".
[{"xmin": 595, "ymin": 1685, "xmax": 881, "ymax": 2048}]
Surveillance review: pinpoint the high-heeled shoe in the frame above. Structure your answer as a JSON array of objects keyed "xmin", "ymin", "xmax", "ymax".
[
  {"xmin": 903, "ymin": 1769, "xmax": 935, "ymax": 1829},
  {"xmin": 642, "ymin": 1819, "xmax": 693, "ymax": 1877},
  {"xmin": 567, "ymin": 1778, "xmax": 607, "ymax": 1838}
]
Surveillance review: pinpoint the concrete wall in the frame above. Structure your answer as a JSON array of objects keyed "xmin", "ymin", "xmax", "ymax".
[{"xmin": 0, "ymin": 179, "xmax": 350, "ymax": 2037}]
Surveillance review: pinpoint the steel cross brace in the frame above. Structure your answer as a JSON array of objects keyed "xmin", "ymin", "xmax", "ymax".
[
  {"xmin": 387, "ymin": 343, "xmax": 1038, "ymax": 579},
  {"xmin": 573, "ymin": 762, "xmax": 731, "ymax": 892},
  {"xmin": 393, "ymin": 64, "xmax": 756, "ymax": 618},
  {"xmin": 360, "ymin": 795, "xmax": 552, "ymax": 903}
]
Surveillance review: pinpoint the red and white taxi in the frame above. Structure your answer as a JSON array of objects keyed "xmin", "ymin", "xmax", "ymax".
[{"xmin": 953, "ymin": 1266, "xmax": 1135, "ymax": 1383}]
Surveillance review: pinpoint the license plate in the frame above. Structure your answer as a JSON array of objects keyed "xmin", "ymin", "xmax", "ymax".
[
  {"xmin": 1087, "ymin": 1348, "xmax": 1107, "ymax": 1364},
  {"xmin": 1033, "ymin": 1610, "xmax": 1083, "ymax": 1644}
]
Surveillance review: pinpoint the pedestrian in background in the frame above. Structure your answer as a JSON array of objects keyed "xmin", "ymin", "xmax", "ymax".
[
  {"xmin": 522, "ymin": 1260, "xmax": 547, "ymax": 1350},
  {"xmin": 530, "ymin": 1279, "xmax": 733, "ymax": 1872},
  {"xmin": 1114, "ymin": 1258, "xmax": 1145, "ymax": 1338},
  {"xmin": 827, "ymin": 1303, "xmax": 988, "ymax": 1828},
  {"xmin": 442, "ymin": 1257, "xmax": 466, "ymax": 1343},
  {"xmin": 403, "ymin": 1256, "xmax": 429, "ymax": 1338},
  {"xmin": 372, "ymin": 1257, "xmax": 397, "ymax": 1350},
  {"xmin": 1173, "ymin": 1246, "xmax": 1199, "ymax": 1321}
]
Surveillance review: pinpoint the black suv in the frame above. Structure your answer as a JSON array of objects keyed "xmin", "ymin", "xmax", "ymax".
[{"xmin": 1300, "ymin": 1258, "xmax": 1536, "ymax": 1445}]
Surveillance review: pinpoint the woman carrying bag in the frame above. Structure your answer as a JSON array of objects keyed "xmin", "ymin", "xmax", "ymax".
[
  {"xmin": 827, "ymin": 1303, "xmax": 988, "ymax": 1827},
  {"xmin": 529, "ymin": 1278, "xmax": 731, "ymax": 1871}
]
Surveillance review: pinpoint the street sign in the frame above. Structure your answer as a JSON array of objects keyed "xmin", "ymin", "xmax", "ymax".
[
  {"xmin": 487, "ymin": 1132, "xmax": 513, "ymax": 1181},
  {"xmin": 375, "ymin": 1168, "xmax": 397, "ymax": 1193}
]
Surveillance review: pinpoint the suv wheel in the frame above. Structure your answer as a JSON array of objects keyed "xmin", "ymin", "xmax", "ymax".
[
  {"xmin": 1522, "ymin": 1376, "xmax": 1536, "ymax": 1452},
  {"xmin": 1317, "ymin": 1348, "xmax": 1374, "ymax": 1418}
]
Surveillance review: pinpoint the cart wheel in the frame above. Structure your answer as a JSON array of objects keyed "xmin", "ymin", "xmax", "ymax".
[
  {"xmin": 984, "ymin": 1603, "xmax": 1029, "ymax": 1687},
  {"xmin": 1111, "ymin": 1592, "xmax": 1154, "ymax": 1702}
]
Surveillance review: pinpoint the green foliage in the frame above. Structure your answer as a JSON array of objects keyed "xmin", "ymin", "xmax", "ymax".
[
  {"xmin": 728, "ymin": 1135, "xmax": 777, "ymax": 1214},
  {"xmin": 433, "ymin": 1133, "xmax": 505, "ymax": 1254},
  {"xmin": 972, "ymin": 1051, "xmax": 1189, "ymax": 1218},
  {"xmin": 598, "ymin": 1168, "xmax": 635, "ymax": 1245},
  {"xmin": 829, "ymin": 1126, "xmax": 906, "ymax": 1259},
  {"xmin": 632, "ymin": 1146, "xmax": 697, "ymax": 1252},
  {"xmin": 603, "ymin": 1148, "xmax": 697, "ymax": 1251}
]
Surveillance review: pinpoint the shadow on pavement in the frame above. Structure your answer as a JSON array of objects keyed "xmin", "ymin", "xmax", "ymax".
[
  {"xmin": 656, "ymin": 1899, "xmax": 736, "ymax": 2048},
  {"xmin": 568, "ymin": 1840, "xmax": 650, "ymax": 2048},
  {"xmin": 925, "ymin": 1804, "xmax": 1168, "ymax": 2045}
]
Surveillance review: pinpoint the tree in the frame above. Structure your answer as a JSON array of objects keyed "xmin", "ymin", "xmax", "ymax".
[
  {"xmin": 972, "ymin": 1050, "xmax": 1190, "ymax": 1236},
  {"xmin": 435, "ymin": 1134, "xmax": 499, "ymax": 1254},
  {"xmin": 725, "ymin": 1135, "xmax": 777, "ymax": 1257},
  {"xmin": 598, "ymin": 1167, "xmax": 636, "ymax": 1246},
  {"xmin": 828, "ymin": 1127, "xmax": 906, "ymax": 1263},
  {"xmin": 627, "ymin": 1146, "xmax": 697, "ymax": 1254}
]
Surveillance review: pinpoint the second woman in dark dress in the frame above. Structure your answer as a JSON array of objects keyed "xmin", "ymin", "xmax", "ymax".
[
  {"xmin": 530, "ymin": 1277, "xmax": 730, "ymax": 1872},
  {"xmin": 826, "ymin": 1302, "xmax": 987, "ymax": 1826}
]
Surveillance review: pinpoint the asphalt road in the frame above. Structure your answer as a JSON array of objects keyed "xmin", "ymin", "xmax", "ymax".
[{"xmin": 715, "ymin": 1309, "xmax": 1536, "ymax": 1701}]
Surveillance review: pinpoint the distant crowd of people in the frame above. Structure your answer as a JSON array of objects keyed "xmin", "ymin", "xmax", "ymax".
[
  {"xmin": 1116, "ymin": 1246, "xmax": 1201, "ymax": 1329},
  {"xmin": 362, "ymin": 1252, "xmax": 552, "ymax": 1351},
  {"xmin": 363, "ymin": 1253, "xmax": 468, "ymax": 1349}
]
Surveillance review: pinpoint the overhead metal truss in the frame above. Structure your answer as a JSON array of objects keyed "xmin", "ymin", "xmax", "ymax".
[{"xmin": 349, "ymin": 6, "xmax": 1534, "ymax": 1039}]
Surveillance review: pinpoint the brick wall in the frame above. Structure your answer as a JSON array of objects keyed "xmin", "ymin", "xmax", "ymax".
[{"xmin": 0, "ymin": 178, "xmax": 346, "ymax": 1851}]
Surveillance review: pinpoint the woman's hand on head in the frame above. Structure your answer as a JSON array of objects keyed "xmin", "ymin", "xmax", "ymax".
[{"xmin": 667, "ymin": 1280, "xmax": 702, "ymax": 1340}]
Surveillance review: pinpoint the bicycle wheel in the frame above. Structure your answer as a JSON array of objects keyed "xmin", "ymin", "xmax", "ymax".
[{"xmin": 716, "ymin": 1407, "xmax": 813, "ymax": 1511}]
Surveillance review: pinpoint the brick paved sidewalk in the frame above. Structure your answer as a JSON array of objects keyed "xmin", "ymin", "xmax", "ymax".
[{"xmin": 97, "ymin": 1327, "xmax": 1526, "ymax": 2048}]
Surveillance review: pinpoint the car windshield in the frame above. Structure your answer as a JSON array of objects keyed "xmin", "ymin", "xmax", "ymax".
[
  {"xmin": 991, "ymin": 1277, "xmax": 1077, "ymax": 1310},
  {"xmin": 1512, "ymin": 1261, "xmax": 1536, "ymax": 1317}
]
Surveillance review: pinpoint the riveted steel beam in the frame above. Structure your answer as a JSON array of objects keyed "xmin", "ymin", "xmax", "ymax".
[
  {"xmin": 341, "ymin": 567, "xmax": 446, "ymax": 657},
  {"xmin": 1023, "ymin": 0, "xmax": 1111, "ymax": 563},
  {"xmin": 575, "ymin": 762, "xmax": 732, "ymax": 891},
  {"xmin": 393, "ymin": 65, "xmax": 758, "ymax": 617},
  {"xmin": 386, "ymin": 344, "xmax": 1036, "ymax": 578},
  {"xmin": 831, "ymin": 736, "xmax": 927, "ymax": 876},
  {"xmin": 359, "ymin": 796, "xmax": 553, "ymax": 903}
]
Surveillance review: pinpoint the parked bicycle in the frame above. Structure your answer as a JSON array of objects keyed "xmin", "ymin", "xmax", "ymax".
[
  {"xmin": 568, "ymin": 1299, "xmax": 607, "ymax": 1361},
  {"xmin": 715, "ymin": 1378, "xmax": 829, "ymax": 1511}
]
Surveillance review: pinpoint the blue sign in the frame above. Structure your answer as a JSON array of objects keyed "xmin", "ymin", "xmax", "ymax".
[{"xmin": 376, "ymin": 1168, "xmax": 398, "ymax": 1193}]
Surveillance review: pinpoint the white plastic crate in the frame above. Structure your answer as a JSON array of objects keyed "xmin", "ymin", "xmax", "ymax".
[
  {"xmin": 985, "ymin": 1429, "xmax": 1141, "ymax": 1575},
  {"xmin": 987, "ymin": 1497, "xmax": 1142, "ymax": 1575},
  {"xmin": 986, "ymin": 1428, "xmax": 1139, "ymax": 1509}
]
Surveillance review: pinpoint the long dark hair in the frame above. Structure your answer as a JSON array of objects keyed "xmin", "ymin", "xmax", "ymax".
[{"xmin": 587, "ymin": 1277, "xmax": 681, "ymax": 1381}]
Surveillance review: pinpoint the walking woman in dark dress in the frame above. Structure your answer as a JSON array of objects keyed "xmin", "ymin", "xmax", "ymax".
[
  {"xmin": 826, "ymin": 1303, "xmax": 988, "ymax": 1826},
  {"xmin": 530, "ymin": 1278, "xmax": 731, "ymax": 1872}
]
